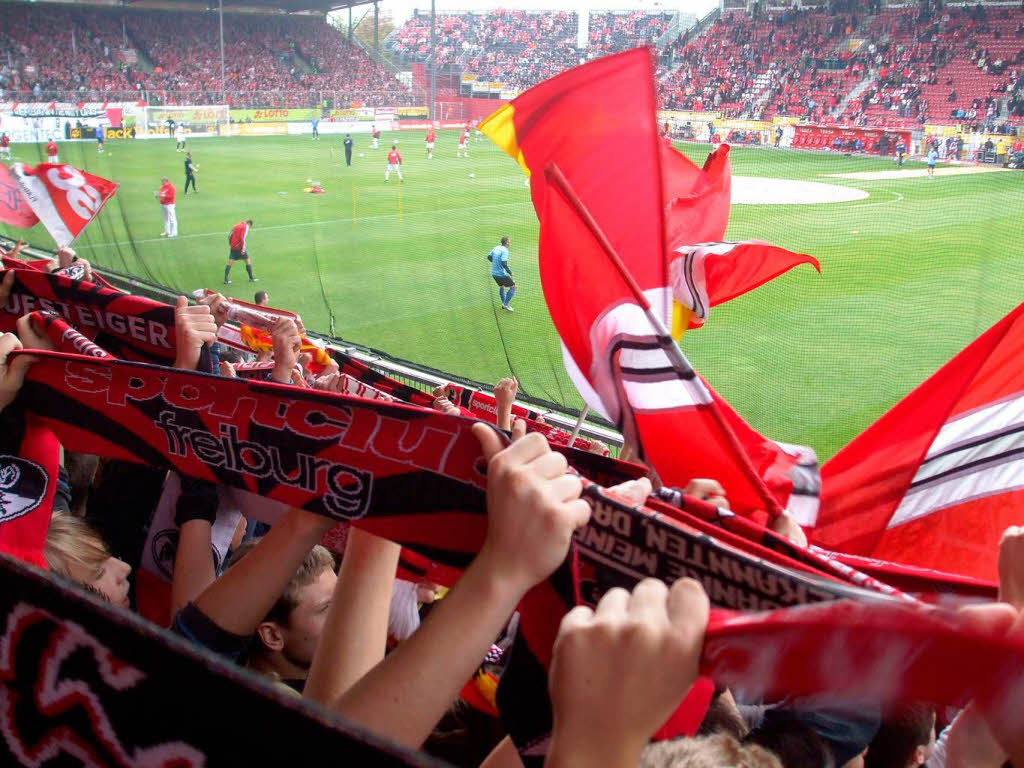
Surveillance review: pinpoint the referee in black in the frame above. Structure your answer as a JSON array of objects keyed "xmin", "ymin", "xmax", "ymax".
[
  {"xmin": 184, "ymin": 152, "xmax": 198, "ymax": 195},
  {"xmin": 343, "ymin": 134, "xmax": 353, "ymax": 166}
]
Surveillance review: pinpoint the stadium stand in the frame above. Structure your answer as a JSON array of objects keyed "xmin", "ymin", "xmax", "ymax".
[
  {"xmin": 386, "ymin": 3, "xmax": 1024, "ymax": 133},
  {"xmin": 3, "ymin": 1, "xmax": 1021, "ymax": 128},
  {"xmin": 0, "ymin": 5, "xmax": 137, "ymax": 98},
  {"xmin": 842, "ymin": 5, "xmax": 1024, "ymax": 128},
  {"xmin": 587, "ymin": 10, "xmax": 673, "ymax": 55},
  {"xmin": 0, "ymin": 5, "xmax": 409, "ymax": 106},
  {"xmin": 390, "ymin": 9, "xmax": 582, "ymax": 91}
]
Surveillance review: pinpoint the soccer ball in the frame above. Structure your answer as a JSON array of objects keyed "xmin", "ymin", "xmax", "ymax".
[
  {"xmin": 469, "ymin": 173, "xmax": 475, "ymax": 178},
  {"xmin": 359, "ymin": 153, "xmax": 365, "ymax": 158}
]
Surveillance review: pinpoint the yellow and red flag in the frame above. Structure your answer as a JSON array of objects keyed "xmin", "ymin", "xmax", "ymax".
[{"xmin": 238, "ymin": 324, "xmax": 332, "ymax": 374}]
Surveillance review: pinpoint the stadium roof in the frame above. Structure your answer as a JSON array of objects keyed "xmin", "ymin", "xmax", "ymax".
[{"xmin": 113, "ymin": 0, "xmax": 379, "ymax": 15}]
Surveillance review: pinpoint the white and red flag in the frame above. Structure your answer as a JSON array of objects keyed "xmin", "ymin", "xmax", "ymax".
[
  {"xmin": 814, "ymin": 302, "xmax": 1024, "ymax": 581},
  {"xmin": 10, "ymin": 163, "xmax": 117, "ymax": 247},
  {"xmin": 0, "ymin": 164, "xmax": 40, "ymax": 229},
  {"xmin": 483, "ymin": 50, "xmax": 821, "ymax": 517}
]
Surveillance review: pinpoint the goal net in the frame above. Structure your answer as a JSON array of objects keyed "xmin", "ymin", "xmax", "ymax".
[{"xmin": 141, "ymin": 105, "xmax": 229, "ymax": 138}]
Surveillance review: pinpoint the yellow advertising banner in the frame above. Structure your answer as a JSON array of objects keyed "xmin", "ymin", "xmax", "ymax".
[
  {"xmin": 720, "ymin": 119, "xmax": 773, "ymax": 131},
  {"xmin": 225, "ymin": 122, "xmax": 290, "ymax": 136},
  {"xmin": 658, "ymin": 110, "xmax": 722, "ymax": 123},
  {"xmin": 924, "ymin": 124, "xmax": 960, "ymax": 137},
  {"xmin": 396, "ymin": 106, "xmax": 429, "ymax": 118}
]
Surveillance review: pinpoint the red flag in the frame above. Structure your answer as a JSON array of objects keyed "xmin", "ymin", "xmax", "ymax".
[
  {"xmin": 0, "ymin": 164, "xmax": 39, "ymax": 229},
  {"xmin": 10, "ymin": 163, "xmax": 118, "ymax": 247},
  {"xmin": 670, "ymin": 241, "xmax": 820, "ymax": 331},
  {"xmin": 662, "ymin": 142, "xmax": 731, "ymax": 251},
  {"xmin": 661, "ymin": 144, "xmax": 819, "ymax": 333},
  {"xmin": 483, "ymin": 52, "xmax": 810, "ymax": 515},
  {"xmin": 539, "ymin": 155, "xmax": 784, "ymax": 514},
  {"xmin": 813, "ymin": 302, "xmax": 1024, "ymax": 581}
]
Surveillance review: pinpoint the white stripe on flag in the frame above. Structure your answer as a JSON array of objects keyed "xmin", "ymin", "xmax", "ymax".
[
  {"xmin": 915, "ymin": 428, "xmax": 1024, "ymax": 485},
  {"xmin": 887, "ymin": 390, "xmax": 1024, "ymax": 527},
  {"xmin": 926, "ymin": 390, "xmax": 1024, "ymax": 456},
  {"xmin": 621, "ymin": 377, "xmax": 709, "ymax": 412},
  {"xmin": 585, "ymin": 287, "xmax": 712, "ymax": 420},
  {"xmin": 888, "ymin": 456, "xmax": 1024, "ymax": 528},
  {"xmin": 617, "ymin": 344, "xmax": 676, "ymax": 374}
]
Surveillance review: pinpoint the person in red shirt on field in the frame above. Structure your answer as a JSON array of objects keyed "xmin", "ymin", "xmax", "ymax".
[
  {"xmin": 425, "ymin": 128, "xmax": 436, "ymax": 160},
  {"xmin": 385, "ymin": 144, "xmax": 403, "ymax": 182},
  {"xmin": 224, "ymin": 218, "xmax": 258, "ymax": 284},
  {"xmin": 46, "ymin": 139, "xmax": 58, "ymax": 164},
  {"xmin": 457, "ymin": 129, "xmax": 469, "ymax": 158},
  {"xmin": 156, "ymin": 176, "xmax": 177, "ymax": 237},
  {"xmin": 0, "ymin": 133, "xmax": 10, "ymax": 162},
  {"xmin": 371, "ymin": 124, "xmax": 381, "ymax": 150}
]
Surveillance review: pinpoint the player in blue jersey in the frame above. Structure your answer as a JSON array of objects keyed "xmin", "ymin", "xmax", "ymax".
[{"xmin": 488, "ymin": 236, "xmax": 515, "ymax": 312}]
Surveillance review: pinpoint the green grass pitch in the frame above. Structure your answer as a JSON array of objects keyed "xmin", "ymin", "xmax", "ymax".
[{"xmin": 3, "ymin": 130, "xmax": 1023, "ymax": 460}]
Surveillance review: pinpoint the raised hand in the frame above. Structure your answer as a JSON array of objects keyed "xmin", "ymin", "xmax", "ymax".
[{"xmin": 172, "ymin": 296, "xmax": 218, "ymax": 371}]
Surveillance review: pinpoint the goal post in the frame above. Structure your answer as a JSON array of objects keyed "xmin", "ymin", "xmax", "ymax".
[{"xmin": 141, "ymin": 105, "xmax": 229, "ymax": 139}]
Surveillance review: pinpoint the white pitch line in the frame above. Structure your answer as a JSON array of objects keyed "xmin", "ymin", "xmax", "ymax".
[
  {"xmin": 75, "ymin": 200, "xmax": 525, "ymax": 252},
  {"xmin": 828, "ymin": 166, "xmax": 1008, "ymax": 181},
  {"xmin": 847, "ymin": 188, "xmax": 905, "ymax": 208}
]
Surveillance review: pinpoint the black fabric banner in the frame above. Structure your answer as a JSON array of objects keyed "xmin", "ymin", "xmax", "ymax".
[{"xmin": 0, "ymin": 552, "xmax": 446, "ymax": 767}]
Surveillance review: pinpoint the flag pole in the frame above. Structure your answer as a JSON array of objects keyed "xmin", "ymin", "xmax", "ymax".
[
  {"xmin": 543, "ymin": 162, "xmax": 784, "ymax": 517},
  {"xmin": 568, "ymin": 404, "xmax": 589, "ymax": 445}
]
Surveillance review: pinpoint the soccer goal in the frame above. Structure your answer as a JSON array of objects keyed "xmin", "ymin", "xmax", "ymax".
[
  {"xmin": 434, "ymin": 101, "xmax": 466, "ymax": 121},
  {"xmin": 142, "ymin": 105, "xmax": 229, "ymax": 139}
]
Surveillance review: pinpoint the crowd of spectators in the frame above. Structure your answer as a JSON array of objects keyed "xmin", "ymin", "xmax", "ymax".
[
  {"xmin": 838, "ymin": 4, "xmax": 1023, "ymax": 129},
  {"xmin": 0, "ymin": 5, "xmax": 138, "ymax": 100},
  {"xmin": 390, "ymin": 9, "xmax": 581, "ymax": 91},
  {"xmin": 3, "ymin": 1, "xmax": 1022, "ymax": 129},
  {"xmin": 2, "ymin": 234, "xmax": 1024, "ymax": 767},
  {"xmin": 389, "ymin": 9, "xmax": 671, "ymax": 91},
  {"xmin": 587, "ymin": 11, "xmax": 673, "ymax": 56},
  {"xmin": 0, "ymin": 5, "xmax": 409, "ymax": 108},
  {"xmin": 658, "ymin": 9, "xmax": 861, "ymax": 120},
  {"xmin": 657, "ymin": 2, "xmax": 1023, "ymax": 129}
]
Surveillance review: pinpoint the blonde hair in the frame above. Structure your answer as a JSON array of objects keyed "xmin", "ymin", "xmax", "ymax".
[
  {"xmin": 44, "ymin": 509, "xmax": 111, "ymax": 582},
  {"xmin": 639, "ymin": 734, "xmax": 783, "ymax": 768},
  {"xmin": 229, "ymin": 540, "xmax": 335, "ymax": 627}
]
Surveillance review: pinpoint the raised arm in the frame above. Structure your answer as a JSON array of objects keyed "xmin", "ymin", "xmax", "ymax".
[
  {"xmin": 302, "ymin": 529, "xmax": 401, "ymax": 706},
  {"xmin": 191, "ymin": 507, "xmax": 334, "ymax": 637},
  {"xmin": 332, "ymin": 424, "xmax": 590, "ymax": 748}
]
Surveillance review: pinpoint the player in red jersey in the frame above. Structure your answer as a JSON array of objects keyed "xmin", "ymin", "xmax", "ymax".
[
  {"xmin": 224, "ymin": 219, "xmax": 257, "ymax": 284},
  {"xmin": 46, "ymin": 139, "xmax": 58, "ymax": 164},
  {"xmin": 156, "ymin": 176, "xmax": 177, "ymax": 237},
  {"xmin": 425, "ymin": 128, "xmax": 436, "ymax": 160},
  {"xmin": 457, "ymin": 129, "xmax": 469, "ymax": 158},
  {"xmin": 385, "ymin": 144, "xmax": 403, "ymax": 182},
  {"xmin": 0, "ymin": 133, "xmax": 10, "ymax": 162}
]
